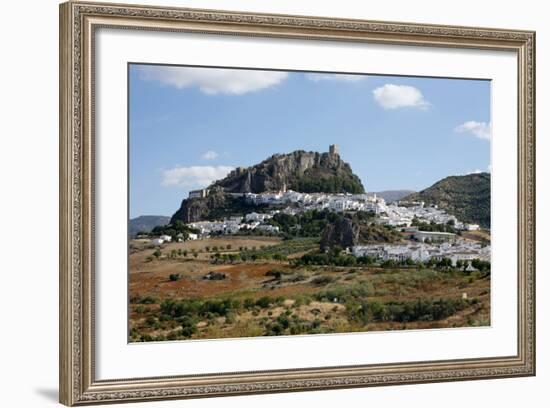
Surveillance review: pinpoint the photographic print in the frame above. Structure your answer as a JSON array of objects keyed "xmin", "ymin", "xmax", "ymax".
[{"xmin": 128, "ymin": 64, "xmax": 491, "ymax": 343}]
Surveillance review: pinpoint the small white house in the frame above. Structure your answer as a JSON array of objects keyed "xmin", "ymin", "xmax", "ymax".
[
  {"xmin": 187, "ymin": 233, "xmax": 198, "ymax": 240},
  {"xmin": 245, "ymin": 212, "xmax": 270, "ymax": 222},
  {"xmin": 159, "ymin": 234, "xmax": 172, "ymax": 242},
  {"xmin": 465, "ymin": 224, "xmax": 480, "ymax": 231},
  {"xmin": 151, "ymin": 238, "xmax": 164, "ymax": 246},
  {"xmin": 413, "ymin": 230, "xmax": 456, "ymax": 243},
  {"xmin": 256, "ymin": 224, "xmax": 280, "ymax": 233}
]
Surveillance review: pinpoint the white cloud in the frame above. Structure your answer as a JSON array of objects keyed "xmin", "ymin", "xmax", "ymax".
[
  {"xmin": 372, "ymin": 84, "xmax": 430, "ymax": 110},
  {"xmin": 454, "ymin": 121, "xmax": 491, "ymax": 140},
  {"xmin": 201, "ymin": 150, "xmax": 218, "ymax": 160},
  {"xmin": 306, "ymin": 73, "xmax": 365, "ymax": 82},
  {"xmin": 138, "ymin": 66, "xmax": 287, "ymax": 95},
  {"xmin": 162, "ymin": 166, "xmax": 234, "ymax": 188}
]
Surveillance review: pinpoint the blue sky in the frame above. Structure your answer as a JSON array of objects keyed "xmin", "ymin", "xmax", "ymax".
[{"xmin": 129, "ymin": 64, "xmax": 491, "ymax": 218}]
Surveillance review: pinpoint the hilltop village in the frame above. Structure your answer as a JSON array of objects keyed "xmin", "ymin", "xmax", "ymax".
[{"xmin": 146, "ymin": 185, "xmax": 488, "ymax": 268}]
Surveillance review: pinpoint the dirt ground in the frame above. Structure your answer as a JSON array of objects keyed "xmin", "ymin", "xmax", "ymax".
[{"xmin": 129, "ymin": 236, "xmax": 491, "ymax": 342}]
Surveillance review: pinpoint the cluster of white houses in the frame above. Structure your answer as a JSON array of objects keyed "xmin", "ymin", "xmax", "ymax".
[
  {"xmin": 243, "ymin": 189, "xmax": 480, "ymax": 231},
  {"xmin": 177, "ymin": 188, "xmax": 483, "ymax": 241},
  {"xmin": 351, "ymin": 238, "xmax": 490, "ymax": 267},
  {"xmin": 188, "ymin": 213, "xmax": 280, "ymax": 236},
  {"xmin": 151, "ymin": 233, "xmax": 199, "ymax": 246}
]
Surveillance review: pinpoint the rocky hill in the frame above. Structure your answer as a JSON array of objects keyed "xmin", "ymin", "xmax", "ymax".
[
  {"xmin": 403, "ymin": 172, "xmax": 491, "ymax": 228},
  {"xmin": 171, "ymin": 146, "xmax": 365, "ymax": 223},
  {"xmin": 213, "ymin": 147, "xmax": 364, "ymax": 194}
]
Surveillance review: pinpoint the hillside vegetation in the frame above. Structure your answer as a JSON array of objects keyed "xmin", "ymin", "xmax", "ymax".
[{"xmin": 404, "ymin": 172, "xmax": 490, "ymax": 228}]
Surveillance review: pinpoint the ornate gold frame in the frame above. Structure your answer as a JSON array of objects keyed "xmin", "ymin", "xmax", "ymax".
[{"xmin": 59, "ymin": 1, "xmax": 536, "ymax": 405}]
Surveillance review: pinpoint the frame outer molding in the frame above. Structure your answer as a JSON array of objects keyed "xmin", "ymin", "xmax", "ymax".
[
  {"xmin": 59, "ymin": 2, "xmax": 75, "ymax": 405},
  {"xmin": 59, "ymin": 1, "xmax": 536, "ymax": 406}
]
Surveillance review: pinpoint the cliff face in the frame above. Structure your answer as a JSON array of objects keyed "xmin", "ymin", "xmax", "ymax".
[
  {"xmin": 213, "ymin": 149, "xmax": 365, "ymax": 194},
  {"xmin": 171, "ymin": 190, "xmax": 228, "ymax": 223},
  {"xmin": 320, "ymin": 217, "xmax": 360, "ymax": 250},
  {"xmin": 320, "ymin": 215, "xmax": 402, "ymax": 250}
]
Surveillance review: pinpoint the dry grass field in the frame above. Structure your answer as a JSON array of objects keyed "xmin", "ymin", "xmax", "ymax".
[{"xmin": 129, "ymin": 236, "xmax": 490, "ymax": 342}]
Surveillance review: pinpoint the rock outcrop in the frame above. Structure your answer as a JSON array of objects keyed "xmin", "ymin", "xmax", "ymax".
[
  {"xmin": 212, "ymin": 148, "xmax": 364, "ymax": 194},
  {"xmin": 320, "ymin": 216, "xmax": 360, "ymax": 251},
  {"xmin": 171, "ymin": 146, "xmax": 365, "ymax": 223},
  {"xmin": 320, "ymin": 215, "xmax": 402, "ymax": 250}
]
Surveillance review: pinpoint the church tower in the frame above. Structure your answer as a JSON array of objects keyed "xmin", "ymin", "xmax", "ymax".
[{"xmin": 329, "ymin": 144, "xmax": 339, "ymax": 156}]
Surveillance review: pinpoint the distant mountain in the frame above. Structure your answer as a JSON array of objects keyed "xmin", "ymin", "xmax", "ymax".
[
  {"xmin": 371, "ymin": 190, "xmax": 416, "ymax": 203},
  {"xmin": 403, "ymin": 173, "xmax": 491, "ymax": 228},
  {"xmin": 129, "ymin": 215, "xmax": 170, "ymax": 237},
  {"xmin": 172, "ymin": 146, "xmax": 365, "ymax": 223}
]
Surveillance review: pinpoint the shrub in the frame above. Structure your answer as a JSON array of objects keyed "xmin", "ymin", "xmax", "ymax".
[
  {"xmin": 243, "ymin": 298, "xmax": 255, "ymax": 310},
  {"xmin": 166, "ymin": 331, "xmax": 178, "ymax": 341},
  {"xmin": 132, "ymin": 295, "xmax": 157, "ymax": 305},
  {"xmin": 256, "ymin": 296, "xmax": 273, "ymax": 308},
  {"xmin": 265, "ymin": 270, "xmax": 283, "ymax": 279},
  {"xmin": 311, "ymin": 275, "xmax": 336, "ymax": 285},
  {"xmin": 145, "ymin": 316, "xmax": 157, "ymax": 327},
  {"xmin": 180, "ymin": 319, "xmax": 197, "ymax": 338},
  {"xmin": 169, "ymin": 273, "xmax": 181, "ymax": 282}
]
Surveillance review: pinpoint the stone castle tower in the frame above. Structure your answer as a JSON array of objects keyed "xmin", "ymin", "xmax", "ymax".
[{"xmin": 329, "ymin": 144, "xmax": 339, "ymax": 156}]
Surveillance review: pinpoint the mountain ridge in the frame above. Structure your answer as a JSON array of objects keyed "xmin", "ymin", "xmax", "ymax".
[
  {"xmin": 129, "ymin": 215, "xmax": 170, "ymax": 237},
  {"xmin": 403, "ymin": 172, "xmax": 491, "ymax": 228}
]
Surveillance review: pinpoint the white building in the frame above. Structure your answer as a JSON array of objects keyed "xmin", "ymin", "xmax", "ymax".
[
  {"xmin": 245, "ymin": 212, "xmax": 272, "ymax": 222},
  {"xmin": 188, "ymin": 188, "xmax": 209, "ymax": 199},
  {"xmin": 256, "ymin": 224, "xmax": 280, "ymax": 234},
  {"xmin": 351, "ymin": 238, "xmax": 489, "ymax": 266},
  {"xmin": 151, "ymin": 238, "xmax": 164, "ymax": 246},
  {"xmin": 413, "ymin": 230, "xmax": 456, "ymax": 243},
  {"xmin": 449, "ymin": 252, "xmax": 479, "ymax": 266}
]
